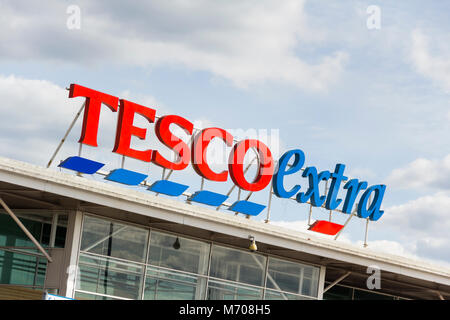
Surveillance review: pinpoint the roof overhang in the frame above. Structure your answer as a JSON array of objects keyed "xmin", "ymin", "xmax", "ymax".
[{"xmin": 0, "ymin": 156, "xmax": 449, "ymax": 299}]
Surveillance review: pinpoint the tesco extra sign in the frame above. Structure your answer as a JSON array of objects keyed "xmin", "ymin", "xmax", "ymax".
[{"xmin": 68, "ymin": 84, "xmax": 386, "ymax": 222}]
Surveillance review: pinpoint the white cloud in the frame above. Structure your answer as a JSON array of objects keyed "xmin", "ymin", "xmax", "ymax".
[
  {"xmin": 0, "ymin": 73, "xmax": 287, "ymax": 179},
  {"xmin": 386, "ymin": 154, "xmax": 450, "ymax": 190},
  {"xmin": 382, "ymin": 191, "xmax": 450, "ymax": 237},
  {"xmin": 0, "ymin": 0, "xmax": 348, "ymax": 91},
  {"xmin": 376, "ymin": 191, "xmax": 450, "ymax": 266},
  {"xmin": 0, "ymin": 74, "xmax": 165, "ymax": 167},
  {"xmin": 410, "ymin": 29, "xmax": 450, "ymax": 92},
  {"xmin": 0, "ymin": 75, "xmax": 79, "ymax": 165}
]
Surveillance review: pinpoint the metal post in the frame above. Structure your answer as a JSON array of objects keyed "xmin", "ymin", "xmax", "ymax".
[
  {"xmin": 164, "ymin": 170, "xmax": 174, "ymax": 181},
  {"xmin": 0, "ymin": 198, "xmax": 53, "ymax": 262},
  {"xmin": 363, "ymin": 194, "xmax": 373, "ymax": 247},
  {"xmin": 307, "ymin": 204, "xmax": 313, "ymax": 226},
  {"xmin": 334, "ymin": 203, "xmax": 358, "ymax": 240},
  {"xmin": 363, "ymin": 218, "xmax": 370, "ymax": 247},
  {"xmin": 161, "ymin": 129, "xmax": 198, "ymax": 182},
  {"xmin": 47, "ymin": 102, "xmax": 85, "ymax": 168},
  {"xmin": 78, "ymin": 142, "xmax": 83, "ymax": 157},
  {"xmin": 234, "ymin": 188, "xmax": 242, "ymax": 216},
  {"xmin": 334, "ymin": 213, "xmax": 355, "ymax": 240},
  {"xmin": 76, "ymin": 143, "xmax": 83, "ymax": 177},
  {"xmin": 121, "ymin": 156, "xmax": 125, "ymax": 169},
  {"xmin": 325, "ymin": 180, "xmax": 333, "ymax": 222},
  {"xmin": 244, "ymin": 191, "xmax": 254, "ymax": 219},
  {"xmin": 49, "ymin": 213, "xmax": 59, "ymax": 248},
  {"xmin": 154, "ymin": 168, "xmax": 166, "ymax": 197},
  {"xmin": 265, "ymin": 181, "xmax": 273, "ymax": 223},
  {"xmin": 216, "ymin": 156, "xmax": 257, "ymax": 211}
]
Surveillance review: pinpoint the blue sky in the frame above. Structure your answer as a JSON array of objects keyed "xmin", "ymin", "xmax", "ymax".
[{"xmin": 0, "ymin": 1, "xmax": 449, "ymax": 266}]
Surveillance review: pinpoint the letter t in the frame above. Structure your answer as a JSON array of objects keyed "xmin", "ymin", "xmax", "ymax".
[
  {"xmin": 69, "ymin": 84, "xmax": 119, "ymax": 147},
  {"xmin": 325, "ymin": 164, "xmax": 347, "ymax": 210}
]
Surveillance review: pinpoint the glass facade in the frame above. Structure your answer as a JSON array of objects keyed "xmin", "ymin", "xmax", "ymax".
[
  {"xmin": 0, "ymin": 250, "xmax": 47, "ymax": 287},
  {"xmin": 75, "ymin": 214, "xmax": 321, "ymax": 300},
  {"xmin": 0, "ymin": 212, "xmax": 66, "ymax": 288},
  {"xmin": 323, "ymin": 283, "xmax": 403, "ymax": 300}
]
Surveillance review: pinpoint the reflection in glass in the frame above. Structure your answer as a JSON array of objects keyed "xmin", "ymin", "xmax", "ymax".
[
  {"xmin": 209, "ymin": 245, "xmax": 266, "ymax": 287},
  {"xmin": 0, "ymin": 213, "xmax": 42, "ymax": 247},
  {"xmin": 323, "ymin": 284, "xmax": 353, "ymax": 300},
  {"xmin": 80, "ymin": 215, "xmax": 148, "ymax": 262},
  {"xmin": 353, "ymin": 288, "xmax": 394, "ymax": 300},
  {"xmin": 207, "ymin": 280, "xmax": 262, "ymax": 300},
  {"xmin": 75, "ymin": 291, "xmax": 120, "ymax": 300},
  {"xmin": 0, "ymin": 250, "xmax": 46, "ymax": 286},
  {"xmin": 266, "ymin": 257, "xmax": 319, "ymax": 297},
  {"xmin": 264, "ymin": 289, "xmax": 312, "ymax": 300},
  {"xmin": 148, "ymin": 231, "xmax": 210, "ymax": 275},
  {"xmin": 77, "ymin": 253, "xmax": 143, "ymax": 300},
  {"xmin": 77, "ymin": 215, "xmax": 322, "ymax": 300},
  {"xmin": 0, "ymin": 213, "xmax": 67, "ymax": 248},
  {"xmin": 144, "ymin": 266, "xmax": 206, "ymax": 300}
]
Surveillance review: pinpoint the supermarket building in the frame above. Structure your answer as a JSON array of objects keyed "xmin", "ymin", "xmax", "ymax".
[
  {"xmin": 0, "ymin": 156, "xmax": 449, "ymax": 300},
  {"xmin": 0, "ymin": 83, "xmax": 449, "ymax": 300}
]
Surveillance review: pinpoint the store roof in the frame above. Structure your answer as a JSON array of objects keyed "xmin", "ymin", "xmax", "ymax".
[{"xmin": 0, "ymin": 156, "xmax": 449, "ymax": 299}]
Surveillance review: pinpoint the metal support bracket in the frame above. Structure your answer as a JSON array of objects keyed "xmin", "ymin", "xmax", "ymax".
[
  {"xmin": 436, "ymin": 290, "xmax": 445, "ymax": 300},
  {"xmin": 47, "ymin": 101, "xmax": 85, "ymax": 168},
  {"xmin": 323, "ymin": 271, "xmax": 351, "ymax": 293},
  {"xmin": 0, "ymin": 197, "xmax": 53, "ymax": 262}
]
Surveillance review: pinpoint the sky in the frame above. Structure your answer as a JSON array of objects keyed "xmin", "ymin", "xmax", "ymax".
[{"xmin": 0, "ymin": 1, "xmax": 449, "ymax": 267}]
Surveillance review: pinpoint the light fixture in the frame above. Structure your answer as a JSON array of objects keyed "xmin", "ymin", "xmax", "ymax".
[
  {"xmin": 248, "ymin": 236, "xmax": 257, "ymax": 252},
  {"xmin": 173, "ymin": 237, "xmax": 181, "ymax": 250}
]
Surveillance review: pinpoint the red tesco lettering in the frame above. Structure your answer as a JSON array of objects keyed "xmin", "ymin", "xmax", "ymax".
[{"xmin": 69, "ymin": 84, "xmax": 274, "ymax": 192}]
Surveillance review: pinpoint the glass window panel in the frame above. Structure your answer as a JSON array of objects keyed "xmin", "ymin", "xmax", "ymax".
[
  {"xmin": 207, "ymin": 280, "xmax": 262, "ymax": 300},
  {"xmin": 0, "ymin": 250, "xmax": 46, "ymax": 286},
  {"xmin": 353, "ymin": 289, "xmax": 394, "ymax": 300},
  {"xmin": 0, "ymin": 213, "xmax": 42, "ymax": 247},
  {"xmin": 209, "ymin": 245, "xmax": 266, "ymax": 287},
  {"xmin": 34, "ymin": 257, "xmax": 47, "ymax": 287},
  {"xmin": 78, "ymin": 254, "xmax": 143, "ymax": 274},
  {"xmin": 266, "ymin": 257, "xmax": 319, "ymax": 297},
  {"xmin": 80, "ymin": 215, "xmax": 148, "ymax": 262},
  {"xmin": 148, "ymin": 231, "xmax": 210, "ymax": 275},
  {"xmin": 41, "ymin": 223, "xmax": 67, "ymax": 248},
  {"xmin": 144, "ymin": 266, "xmax": 207, "ymax": 300},
  {"xmin": 264, "ymin": 289, "xmax": 313, "ymax": 300},
  {"xmin": 75, "ymin": 291, "xmax": 121, "ymax": 300},
  {"xmin": 77, "ymin": 253, "xmax": 143, "ymax": 300},
  {"xmin": 323, "ymin": 284, "xmax": 353, "ymax": 300}
]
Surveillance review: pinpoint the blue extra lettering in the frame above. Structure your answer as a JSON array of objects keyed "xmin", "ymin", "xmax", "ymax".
[
  {"xmin": 342, "ymin": 179, "xmax": 368, "ymax": 213},
  {"xmin": 357, "ymin": 184, "xmax": 386, "ymax": 221},
  {"xmin": 325, "ymin": 163, "xmax": 348, "ymax": 211},
  {"xmin": 273, "ymin": 149, "xmax": 305, "ymax": 199},
  {"xmin": 296, "ymin": 167, "xmax": 331, "ymax": 207}
]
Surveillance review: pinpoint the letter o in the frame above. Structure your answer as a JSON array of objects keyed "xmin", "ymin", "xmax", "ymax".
[{"xmin": 228, "ymin": 139, "xmax": 274, "ymax": 192}]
